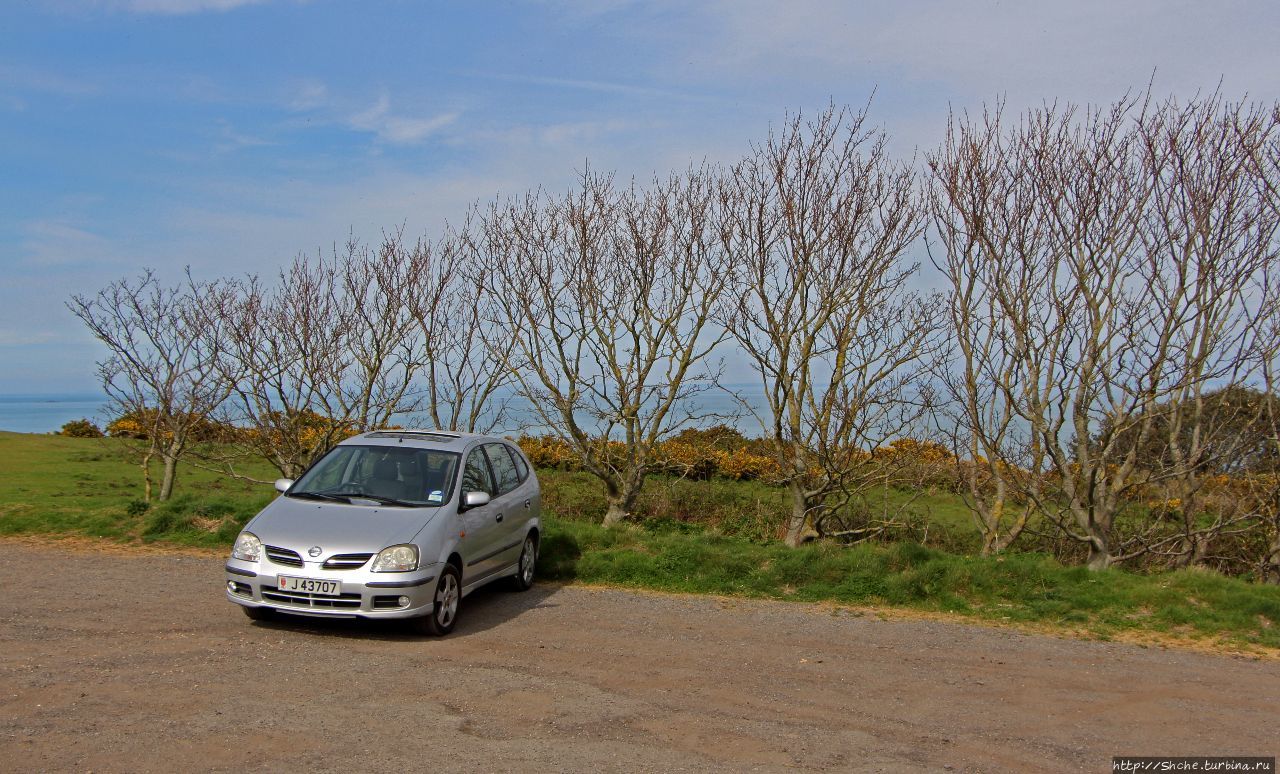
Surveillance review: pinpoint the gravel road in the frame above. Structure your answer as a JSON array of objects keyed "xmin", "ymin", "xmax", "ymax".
[{"xmin": 0, "ymin": 539, "xmax": 1276, "ymax": 773}]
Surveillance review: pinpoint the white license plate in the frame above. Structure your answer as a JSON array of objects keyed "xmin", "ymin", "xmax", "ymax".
[{"xmin": 277, "ymin": 575, "xmax": 342, "ymax": 596}]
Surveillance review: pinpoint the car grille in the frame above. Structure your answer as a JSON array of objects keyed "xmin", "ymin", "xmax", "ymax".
[
  {"xmin": 265, "ymin": 545, "xmax": 303, "ymax": 567},
  {"xmin": 323, "ymin": 553, "xmax": 374, "ymax": 570},
  {"xmin": 261, "ymin": 584, "xmax": 362, "ymax": 610}
]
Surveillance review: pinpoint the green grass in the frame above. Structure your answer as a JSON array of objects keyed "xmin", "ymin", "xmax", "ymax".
[
  {"xmin": 3, "ymin": 431, "xmax": 1279, "ymax": 652},
  {"xmin": 538, "ymin": 519, "xmax": 1280, "ymax": 649},
  {"xmin": 0, "ymin": 431, "xmax": 276, "ymax": 547},
  {"xmin": 537, "ymin": 468, "xmax": 982, "ymax": 549}
]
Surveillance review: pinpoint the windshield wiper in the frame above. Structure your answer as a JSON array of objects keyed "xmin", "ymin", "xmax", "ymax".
[
  {"xmin": 288, "ymin": 489, "xmax": 417, "ymax": 507},
  {"xmin": 288, "ymin": 490, "xmax": 350, "ymax": 503},
  {"xmin": 336, "ymin": 493, "xmax": 417, "ymax": 507}
]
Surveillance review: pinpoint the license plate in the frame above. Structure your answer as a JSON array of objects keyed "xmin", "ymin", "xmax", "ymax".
[{"xmin": 277, "ymin": 575, "xmax": 341, "ymax": 596}]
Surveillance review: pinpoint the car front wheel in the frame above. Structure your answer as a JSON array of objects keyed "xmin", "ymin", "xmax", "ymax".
[{"xmin": 414, "ymin": 564, "xmax": 461, "ymax": 636}]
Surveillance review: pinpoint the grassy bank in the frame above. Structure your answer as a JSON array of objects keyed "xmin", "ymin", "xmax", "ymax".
[{"xmin": 3, "ymin": 431, "xmax": 1278, "ymax": 652}]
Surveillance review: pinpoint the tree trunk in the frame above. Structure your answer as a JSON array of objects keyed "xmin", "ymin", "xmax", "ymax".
[
  {"xmin": 981, "ymin": 507, "xmax": 1030, "ymax": 556},
  {"xmin": 602, "ymin": 500, "xmax": 628, "ymax": 526},
  {"xmin": 1086, "ymin": 538, "xmax": 1113, "ymax": 571},
  {"xmin": 601, "ymin": 479, "xmax": 640, "ymax": 527},
  {"xmin": 1264, "ymin": 518, "xmax": 1280, "ymax": 585},
  {"xmin": 1076, "ymin": 502, "xmax": 1115, "ymax": 571},
  {"xmin": 784, "ymin": 481, "xmax": 819, "ymax": 547},
  {"xmin": 159, "ymin": 454, "xmax": 179, "ymax": 502},
  {"xmin": 1169, "ymin": 534, "xmax": 1209, "ymax": 570},
  {"xmin": 140, "ymin": 446, "xmax": 155, "ymax": 503},
  {"xmin": 977, "ymin": 496, "xmax": 1004, "ymax": 556}
]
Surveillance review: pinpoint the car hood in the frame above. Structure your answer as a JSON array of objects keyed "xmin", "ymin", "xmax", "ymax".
[{"xmin": 247, "ymin": 495, "xmax": 440, "ymax": 556}]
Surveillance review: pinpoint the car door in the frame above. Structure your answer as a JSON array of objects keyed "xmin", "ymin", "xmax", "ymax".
[
  {"xmin": 491, "ymin": 442, "xmax": 536, "ymax": 534},
  {"xmin": 458, "ymin": 446, "xmax": 504, "ymax": 586},
  {"xmin": 481, "ymin": 442, "xmax": 527, "ymax": 570}
]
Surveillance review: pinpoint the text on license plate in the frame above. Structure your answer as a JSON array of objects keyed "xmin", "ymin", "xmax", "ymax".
[{"xmin": 277, "ymin": 575, "xmax": 341, "ymax": 596}]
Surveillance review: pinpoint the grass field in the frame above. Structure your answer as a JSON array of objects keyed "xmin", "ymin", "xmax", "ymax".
[{"xmin": 3, "ymin": 430, "xmax": 1279, "ymax": 653}]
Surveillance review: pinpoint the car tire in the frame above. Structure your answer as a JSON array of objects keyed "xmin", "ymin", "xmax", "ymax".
[
  {"xmin": 241, "ymin": 605, "xmax": 274, "ymax": 621},
  {"xmin": 510, "ymin": 534, "xmax": 537, "ymax": 592},
  {"xmin": 414, "ymin": 563, "xmax": 461, "ymax": 636}
]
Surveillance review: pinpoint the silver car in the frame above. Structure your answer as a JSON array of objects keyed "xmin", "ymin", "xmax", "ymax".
[{"xmin": 224, "ymin": 430, "xmax": 540, "ymax": 636}]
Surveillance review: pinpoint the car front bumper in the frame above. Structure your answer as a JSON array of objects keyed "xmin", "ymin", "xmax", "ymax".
[{"xmin": 225, "ymin": 558, "xmax": 440, "ymax": 619}]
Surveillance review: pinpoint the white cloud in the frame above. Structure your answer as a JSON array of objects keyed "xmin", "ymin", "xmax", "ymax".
[
  {"xmin": 213, "ymin": 120, "xmax": 273, "ymax": 153},
  {"xmin": 19, "ymin": 220, "xmax": 117, "ymax": 268},
  {"xmin": 0, "ymin": 329, "xmax": 59, "ymax": 347},
  {"xmin": 288, "ymin": 79, "xmax": 328, "ymax": 111},
  {"xmin": 112, "ymin": 0, "xmax": 273, "ymax": 13},
  {"xmin": 464, "ymin": 118, "xmax": 644, "ymax": 150},
  {"xmin": 348, "ymin": 93, "xmax": 459, "ymax": 145},
  {"xmin": 463, "ymin": 70, "xmax": 718, "ymax": 104},
  {"xmin": 47, "ymin": 0, "xmax": 304, "ymax": 14},
  {"xmin": 692, "ymin": 0, "xmax": 1280, "ymax": 103},
  {"xmin": 0, "ymin": 65, "xmax": 100, "ymax": 97}
]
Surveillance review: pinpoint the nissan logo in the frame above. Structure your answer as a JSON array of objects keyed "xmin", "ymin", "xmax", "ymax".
[{"xmin": 308, "ymin": 546, "xmax": 322, "ymax": 558}]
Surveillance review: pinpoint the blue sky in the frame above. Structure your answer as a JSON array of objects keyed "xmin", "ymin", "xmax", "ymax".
[{"xmin": 3, "ymin": 0, "xmax": 1279, "ymax": 393}]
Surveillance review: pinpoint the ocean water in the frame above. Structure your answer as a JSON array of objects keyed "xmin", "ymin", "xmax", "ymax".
[
  {"xmin": 0, "ymin": 393, "xmax": 110, "ymax": 434},
  {"xmin": 0, "ymin": 386, "xmax": 772, "ymax": 437}
]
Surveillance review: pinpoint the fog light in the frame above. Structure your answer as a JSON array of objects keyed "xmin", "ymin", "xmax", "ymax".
[
  {"xmin": 227, "ymin": 580, "xmax": 236, "ymax": 592},
  {"xmin": 398, "ymin": 595, "xmax": 411, "ymax": 607}
]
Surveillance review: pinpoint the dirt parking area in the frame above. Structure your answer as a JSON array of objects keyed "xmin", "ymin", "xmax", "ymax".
[{"xmin": 0, "ymin": 539, "xmax": 1276, "ymax": 772}]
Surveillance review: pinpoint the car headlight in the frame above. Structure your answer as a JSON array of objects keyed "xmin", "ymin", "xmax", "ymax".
[
  {"xmin": 371, "ymin": 544, "xmax": 419, "ymax": 573},
  {"xmin": 231, "ymin": 532, "xmax": 262, "ymax": 562}
]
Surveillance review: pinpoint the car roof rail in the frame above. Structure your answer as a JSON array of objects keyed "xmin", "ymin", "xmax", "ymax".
[{"xmin": 364, "ymin": 429, "xmax": 464, "ymax": 442}]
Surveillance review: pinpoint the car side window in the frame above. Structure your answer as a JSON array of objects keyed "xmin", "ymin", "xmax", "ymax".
[
  {"xmin": 510, "ymin": 445, "xmax": 529, "ymax": 482},
  {"xmin": 484, "ymin": 443, "xmax": 521, "ymax": 496},
  {"xmin": 461, "ymin": 448, "xmax": 493, "ymax": 495}
]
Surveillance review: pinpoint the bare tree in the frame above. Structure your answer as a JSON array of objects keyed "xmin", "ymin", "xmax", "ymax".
[
  {"xmin": 1125, "ymin": 94, "xmax": 1280, "ymax": 567},
  {"xmin": 722, "ymin": 103, "xmax": 937, "ymax": 548},
  {"xmin": 217, "ymin": 233, "xmax": 429, "ymax": 481},
  {"xmin": 405, "ymin": 226, "xmax": 517, "ymax": 433},
  {"xmin": 930, "ymin": 93, "xmax": 1279, "ymax": 569},
  {"xmin": 69, "ymin": 270, "xmax": 239, "ymax": 501},
  {"xmin": 1259, "ymin": 292, "xmax": 1280, "ymax": 583},
  {"xmin": 929, "ymin": 103, "xmax": 1048, "ymax": 555},
  {"xmin": 337, "ymin": 231, "xmax": 425, "ymax": 431},
  {"xmin": 476, "ymin": 166, "xmax": 731, "ymax": 525},
  {"xmin": 218, "ymin": 253, "xmax": 355, "ymax": 480}
]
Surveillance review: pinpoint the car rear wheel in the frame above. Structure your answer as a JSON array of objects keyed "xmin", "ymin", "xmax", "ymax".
[
  {"xmin": 510, "ymin": 535, "xmax": 536, "ymax": 592},
  {"xmin": 414, "ymin": 563, "xmax": 461, "ymax": 636}
]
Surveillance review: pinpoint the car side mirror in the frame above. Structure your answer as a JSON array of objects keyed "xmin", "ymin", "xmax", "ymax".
[
  {"xmin": 462, "ymin": 490, "xmax": 490, "ymax": 509},
  {"xmin": 274, "ymin": 478, "xmax": 294, "ymax": 493}
]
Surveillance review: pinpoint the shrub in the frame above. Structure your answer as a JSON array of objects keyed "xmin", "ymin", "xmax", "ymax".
[
  {"xmin": 106, "ymin": 409, "xmax": 236, "ymax": 442},
  {"xmin": 59, "ymin": 418, "xmax": 104, "ymax": 438},
  {"xmin": 517, "ymin": 431, "xmax": 783, "ymax": 482},
  {"xmin": 518, "ymin": 435, "xmax": 583, "ymax": 471}
]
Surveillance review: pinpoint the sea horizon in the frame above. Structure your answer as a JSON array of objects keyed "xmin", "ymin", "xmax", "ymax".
[{"xmin": 0, "ymin": 385, "xmax": 775, "ymax": 437}]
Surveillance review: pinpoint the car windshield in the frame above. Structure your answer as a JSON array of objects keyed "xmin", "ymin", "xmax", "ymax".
[{"xmin": 288, "ymin": 445, "xmax": 460, "ymax": 507}]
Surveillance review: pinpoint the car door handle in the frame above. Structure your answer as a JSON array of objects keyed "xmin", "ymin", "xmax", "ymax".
[
  {"xmin": 524, "ymin": 499, "xmax": 531, "ymax": 510},
  {"xmin": 495, "ymin": 513, "xmax": 504, "ymax": 523}
]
